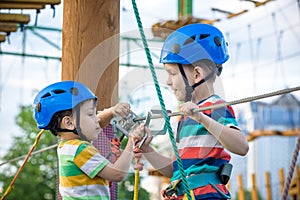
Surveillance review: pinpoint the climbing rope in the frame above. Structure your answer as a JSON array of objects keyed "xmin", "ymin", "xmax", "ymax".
[
  {"xmin": 1, "ymin": 86, "xmax": 300, "ymax": 168},
  {"xmin": 0, "ymin": 129, "xmax": 45, "ymax": 200},
  {"xmin": 133, "ymin": 86, "xmax": 300, "ymax": 122},
  {"xmin": 0, "ymin": 143, "xmax": 58, "ymax": 167},
  {"xmin": 133, "ymin": 170, "xmax": 140, "ymax": 200},
  {"xmin": 281, "ymin": 131, "xmax": 300, "ymax": 200},
  {"xmin": 130, "ymin": 0, "xmax": 192, "ymax": 199},
  {"xmin": 133, "ymin": 146, "xmax": 143, "ymax": 200}
]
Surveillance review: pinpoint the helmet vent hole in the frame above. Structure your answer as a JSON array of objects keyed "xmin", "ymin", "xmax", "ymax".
[
  {"xmin": 41, "ymin": 93, "xmax": 51, "ymax": 98},
  {"xmin": 214, "ymin": 37, "xmax": 221, "ymax": 46},
  {"xmin": 183, "ymin": 35, "xmax": 196, "ymax": 46},
  {"xmin": 35, "ymin": 102, "xmax": 41, "ymax": 112},
  {"xmin": 70, "ymin": 87, "xmax": 79, "ymax": 96},
  {"xmin": 199, "ymin": 34, "xmax": 210, "ymax": 40},
  {"xmin": 53, "ymin": 89, "xmax": 66, "ymax": 94}
]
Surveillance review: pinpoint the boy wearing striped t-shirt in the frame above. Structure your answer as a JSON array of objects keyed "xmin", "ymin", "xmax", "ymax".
[
  {"xmin": 33, "ymin": 81, "xmax": 140, "ymax": 200},
  {"xmin": 133, "ymin": 24, "xmax": 249, "ymax": 199}
]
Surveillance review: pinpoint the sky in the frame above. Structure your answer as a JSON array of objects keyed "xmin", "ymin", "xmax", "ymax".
[{"xmin": 0, "ymin": 0, "xmax": 299, "ymax": 179}]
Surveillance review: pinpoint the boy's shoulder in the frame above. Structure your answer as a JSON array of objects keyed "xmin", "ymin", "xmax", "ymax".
[
  {"xmin": 58, "ymin": 139, "xmax": 91, "ymax": 149},
  {"xmin": 198, "ymin": 94, "xmax": 224, "ymax": 105}
]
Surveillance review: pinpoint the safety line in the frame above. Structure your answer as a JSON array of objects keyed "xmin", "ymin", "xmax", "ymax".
[
  {"xmin": 1, "ymin": 86, "xmax": 299, "ymax": 168},
  {"xmin": 133, "ymin": 85, "xmax": 300, "ymax": 122},
  {"xmin": 130, "ymin": 0, "xmax": 192, "ymax": 199},
  {"xmin": 0, "ymin": 144, "xmax": 58, "ymax": 167},
  {"xmin": 0, "ymin": 129, "xmax": 45, "ymax": 200}
]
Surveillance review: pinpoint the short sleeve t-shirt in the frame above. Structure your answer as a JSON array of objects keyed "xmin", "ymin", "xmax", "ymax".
[
  {"xmin": 172, "ymin": 94, "xmax": 239, "ymax": 199},
  {"xmin": 58, "ymin": 139, "xmax": 110, "ymax": 200}
]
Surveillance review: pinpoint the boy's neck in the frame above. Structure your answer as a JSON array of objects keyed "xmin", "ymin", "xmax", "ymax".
[
  {"xmin": 58, "ymin": 132, "xmax": 80, "ymax": 140},
  {"xmin": 193, "ymin": 84, "xmax": 214, "ymax": 103}
]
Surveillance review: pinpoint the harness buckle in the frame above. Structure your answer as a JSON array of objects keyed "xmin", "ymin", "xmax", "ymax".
[{"xmin": 164, "ymin": 179, "xmax": 182, "ymax": 197}]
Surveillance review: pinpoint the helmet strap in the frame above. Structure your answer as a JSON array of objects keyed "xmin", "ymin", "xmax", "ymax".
[
  {"xmin": 74, "ymin": 106, "xmax": 89, "ymax": 141},
  {"xmin": 178, "ymin": 64, "xmax": 193, "ymax": 101},
  {"xmin": 178, "ymin": 64, "xmax": 221, "ymax": 102},
  {"xmin": 54, "ymin": 107, "xmax": 89, "ymax": 141},
  {"xmin": 55, "ymin": 128, "xmax": 77, "ymax": 134}
]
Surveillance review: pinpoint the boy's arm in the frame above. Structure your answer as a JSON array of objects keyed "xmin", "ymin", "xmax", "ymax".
[
  {"xmin": 180, "ymin": 102, "xmax": 249, "ymax": 156},
  {"xmin": 199, "ymin": 113, "xmax": 249, "ymax": 156},
  {"xmin": 97, "ymin": 102, "xmax": 130, "ymax": 128},
  {"xmin": 140, "ymin": 145, "xmax": 174, "ymax": 178},
  {"xmin": 97, "ymin": 139, "xmax": 134, "ymax": 182},
  {"xmin": 134, "ymin": 124, "xmax": 174, "ymax": 178}
]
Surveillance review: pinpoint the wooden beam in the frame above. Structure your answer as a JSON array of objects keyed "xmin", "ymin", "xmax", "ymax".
[
  {"xmin": 0, "ymin": 3, "xmax": 45, "ymax": 9},
  {"xmin": 62, "ymin": 0, "xmax": 120, "ymax": 110},
  {"xmin": 0, "ymin": 0, "xmax": 60, "ymax": 5},
  {"xmin": 151, "ymin": 16, "xmax": 219, "ymax": 39},
  {"xmin": 227, "ymin": 9, "xmax": 248, "ymax": 19},
  {"xmin": 0, "ymin": 34, "xmax": 6, "ymax": 42},
  {"xmin": 245, "ymin": 0, "xmax": 272, "ymax": 7},
  {"xmin": 247, "ymin": 129, "xmax": 300, "ymax": 141},
  {"xmin": 0, "ymin": 13, "xmax": 30, "ymax": 24},
  {"xmin": 0, "ymin": 22, "xmax": 18, "ymax": 32},
  {"xmin": 265, "ymin": 172, "xmax": 272, "ymax": 200},
  {"xmin": 211, "ymin": 8, "xmax": 233, "ymax": 15}
]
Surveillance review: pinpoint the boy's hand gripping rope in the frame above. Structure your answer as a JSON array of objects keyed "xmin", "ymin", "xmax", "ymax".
[
  {"xmin": 131, "ymin": 0, "xmax": 193, "ymax": 199},
  {"xmin": 0, "ymin": 129, "xmax": 45, "ymax": 200}
]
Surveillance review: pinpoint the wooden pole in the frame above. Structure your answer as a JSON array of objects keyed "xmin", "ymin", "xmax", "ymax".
[
  {"xmin": 288, "ymin": 165, "xmax": 300, "ymax": 199},
  {"xmin": 279, "ymin": 168, "xmax": 285, "ymax": 195},
  {"xmin": 62, "ymin": 0, "xmax": 120, "ymax": 110},
  {"xmin": 0, "ymin": 13, "xmax": 30, "ymax": 24},
  {"xmin": 251, "ymin": 173, "xmax": 259, "ymax": 200},
  {"xmin": 237, "ymin": 174, "xmax": 245, "ymax": 200},
  {"xmin": 61, "ymin": 1, "xmax": 120, "ymax": 200},
  {"xmin": 265, "ymin": 172, "xmax": 272, "ymax": 200},
  {"xmin": 0, "ymin": 34, "xmax": 6, "ymax": 42},
  {"xmin": 0, "ymin": 3, "xmax": 45, "ymax": 9}
]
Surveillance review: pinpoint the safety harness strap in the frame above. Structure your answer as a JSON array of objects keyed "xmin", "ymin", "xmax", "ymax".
[{"xmin": 175, "ymin": 172, "xmax": 221, "ymax": 196}]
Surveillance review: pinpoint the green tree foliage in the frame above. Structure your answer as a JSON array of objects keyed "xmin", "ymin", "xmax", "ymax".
[
  {"xmin": 117, "ymin": 172, "xmax": 150, "ymax": 200},
  {"xmin": 0, "ymin": 105, "xmax": 58, "ymax": 200}
]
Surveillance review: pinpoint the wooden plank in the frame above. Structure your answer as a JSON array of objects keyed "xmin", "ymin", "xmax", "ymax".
[
  {"xmin": 237, "ymin": 174, "xmax": 245, "ymax": 200},
  {"xmin": 0, "ymin": 34, "xmax": 6, "ymax": 42},
  {"xmin": 0, "ymin": 3, "xmax": 45, "ymax": 9},
  {"xmin": 265, "ymin": 172, "xmax": 272, "ymax": 200},
  {"xmin": 251, "ymin": 174, "xmax": 259, "ymax": 200},
  {"xmin": 245, "ymin": 0, "xmax": 272, "ymax": 7},
  {"xmin": 0, "ymin": 22, "xmax": 18, "ymax": 32},
  {"xmin": 0, "ymin": 13, "xmax": 30, "ymax": 23},
  {"xmin": 62, "ymin": 0, "xmax": 120, "ymax": 110},
  {"xmin": 0, "ymin": 0, "xmax": 60, "ymax": 5},
  {"xmin": 279, "ymin": 168, "xmax": 285, "ymax": 195},
  {"xmin": 227, "ymin": 10, "xmax": 248, "ymax": 19},
  {"xmin": 247, "ymin": 129, "xmax": 300, "ymax": 141},
  {"xmin": 288, "ymin": 165, "xmax": 300, "ymax": 199}
]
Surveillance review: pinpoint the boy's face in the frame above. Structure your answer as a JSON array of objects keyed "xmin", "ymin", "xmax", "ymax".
[
  {"xmin": 164, "ymin": 63, "xmax": 193, "ymax": 102},
  {"xmin": 77, "ymin": 99, "xmax": 102, "ymax": 141}
]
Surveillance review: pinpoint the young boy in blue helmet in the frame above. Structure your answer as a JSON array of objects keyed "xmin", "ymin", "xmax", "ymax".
[
  {"xmin": 133, "ymin": 24, "xmax": 249, "ymax": 199},
  {"xmin": 33, "ymin": 81, "xmax": 144, "ymax": 200}
]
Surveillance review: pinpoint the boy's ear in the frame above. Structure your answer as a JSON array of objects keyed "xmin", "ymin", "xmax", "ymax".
[
  {"xmin": 61, "ymin": 116, "xmax": 75, "ymax": 130},
  {"xmin": 193, "ymin": 66, "xmax": 204, "ymax": 82}
]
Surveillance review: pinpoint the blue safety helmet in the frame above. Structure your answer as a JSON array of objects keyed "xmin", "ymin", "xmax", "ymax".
[
  {"xmin": 33, "ymin": 81, "xmax": 97, "ymax": 129},
  {"xmin": 160, "ymin": 23, "xmax": 229, "ymax": 65}
]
